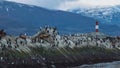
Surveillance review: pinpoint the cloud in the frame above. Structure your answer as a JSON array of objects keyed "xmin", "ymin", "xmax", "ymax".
[
  {"xmin": 6, "ymin": 0, "xmax": 75, "ymax": 9},
  {"xmin": 6, "ymin": 0, "xmax": 120, "ymax": 10},
  {"xmin": 58, "ymin": 0, "xmax": 120, "ymax": 10}
]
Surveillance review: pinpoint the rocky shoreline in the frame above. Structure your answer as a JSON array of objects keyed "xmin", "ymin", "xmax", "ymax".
[{"xmin": 0, "ymin": 46, "xmax": 120, "ymax": 68}]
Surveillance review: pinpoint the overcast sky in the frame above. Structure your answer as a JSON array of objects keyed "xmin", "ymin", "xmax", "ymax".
[
  {"xmin": 6, "ymin": 0, "xmax": 72, "ymax": 9},
  {"xmin": 6, "ymin": 0, "xmax": 120, "ymax": 10}
]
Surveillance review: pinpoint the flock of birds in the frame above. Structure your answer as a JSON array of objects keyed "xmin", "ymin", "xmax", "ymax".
[{"xmin": 0, "ymin": 26, "xmax": 120, "ymax": 53}]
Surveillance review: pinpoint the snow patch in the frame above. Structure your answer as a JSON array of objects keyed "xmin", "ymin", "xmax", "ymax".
[{"xmin": 69, "ymin": 6, "xmax": 120, "ymax": 23}]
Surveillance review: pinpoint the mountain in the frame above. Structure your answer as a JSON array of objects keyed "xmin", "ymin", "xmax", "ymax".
[
  {"xmin": 68, "ymin": 6, "xmax": 120, "ymax": 26},
  {"xmin": 0, "ymin": 1, "xmax": 120, "ymax": 36}
]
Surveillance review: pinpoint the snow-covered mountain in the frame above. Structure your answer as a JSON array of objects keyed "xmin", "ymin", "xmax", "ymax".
[
  {"xmin": 69, "ymin": 6, "xmax": 120, "ymax": 25},
  {"xmin": 0, "ymin": 1, "xmax": 120, "ymax": 36}
]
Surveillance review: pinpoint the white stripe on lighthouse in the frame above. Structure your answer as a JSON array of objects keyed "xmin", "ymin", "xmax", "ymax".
[{"xmin": 96, "ymin": 25, "xmax": 99, "ymax": 29}]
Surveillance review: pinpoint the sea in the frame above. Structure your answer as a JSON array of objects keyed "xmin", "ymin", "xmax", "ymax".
[{"xmin": 74, "ymin": 61, "xmax": 120, "ymax": 68}]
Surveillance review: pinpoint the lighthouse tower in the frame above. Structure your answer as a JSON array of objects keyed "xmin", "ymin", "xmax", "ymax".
[{"xmin": 95, "ymin": 21, "xmax": 99, "ymax": 32}]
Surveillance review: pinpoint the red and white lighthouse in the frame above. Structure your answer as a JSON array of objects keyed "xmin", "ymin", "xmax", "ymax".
[{"xmin": 95, "ymin": 21, "xmax": 99, "ymax": 32}]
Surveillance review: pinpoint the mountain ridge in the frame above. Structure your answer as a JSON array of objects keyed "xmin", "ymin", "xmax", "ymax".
[
  {"xmin": 68, "ymin": 6, "xmax": 120, "ymax": 26},
  {"xmin": 0, "ymin": 1, "xmax": 120, "ymax": 36}
]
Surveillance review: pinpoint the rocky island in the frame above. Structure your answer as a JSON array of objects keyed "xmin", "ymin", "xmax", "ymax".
[{"xmin": 0, "ymin": 26, "xmax": 120, "ymax": 68}]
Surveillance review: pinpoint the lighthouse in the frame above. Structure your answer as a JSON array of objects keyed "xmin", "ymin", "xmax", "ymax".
[{"xmin": 95, "ymin": 21, "xmax": 99, "ymax": 32}]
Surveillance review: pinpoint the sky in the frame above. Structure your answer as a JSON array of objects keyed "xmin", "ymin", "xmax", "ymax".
[{"xmin": 5, "ymin": 0, "xmax": 120, "ymax": 10}]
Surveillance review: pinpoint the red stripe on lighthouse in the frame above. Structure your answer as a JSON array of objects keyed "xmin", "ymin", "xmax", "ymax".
[
  {"xmin": 96, "ymin": 29, "xmax": 98, "ymax": 32},
  {"xmin": 95, "ymin": 21, "xmax": 99, "ymax": 32}
]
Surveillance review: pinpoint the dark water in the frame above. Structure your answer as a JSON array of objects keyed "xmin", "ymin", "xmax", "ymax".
[{"xmin": 74, "ymin": 61, "xmax": 120, "ymax": 68}]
